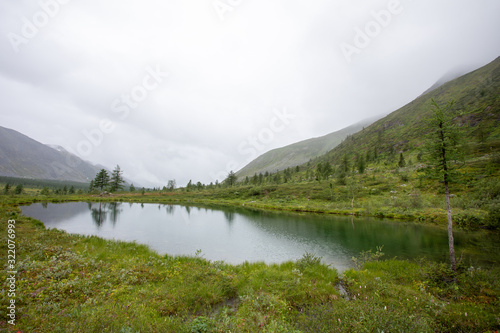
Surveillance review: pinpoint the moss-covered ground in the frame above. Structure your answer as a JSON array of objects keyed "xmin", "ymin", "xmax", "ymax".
[{"xmin": 1, "ymin": 196, "xmax": 498, "ymax": 332}]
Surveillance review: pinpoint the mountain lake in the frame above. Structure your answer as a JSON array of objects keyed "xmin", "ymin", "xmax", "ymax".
[{"xmin": 21, "ymin": 202, "xmax": 499, "ymax": 271}]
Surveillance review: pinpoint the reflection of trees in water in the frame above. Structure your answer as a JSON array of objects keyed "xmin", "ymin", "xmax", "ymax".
[
  {"xmin": 224, "ymin": 211, "xmax": 235, "ymax": 224},
  {"xmin": 165, "ymin": 205, "xmax": 175, "ymax": 215},
  {"xmin": 91, "ymin": 203, "xmax": 107, "ymax": 227},
  {"xmin": 89, "ymin": 202, "xmax": 123, "ymax": 227},
  {"xmin": 108, "ymin": 202, "xmax": 122, "ymax": 226}
]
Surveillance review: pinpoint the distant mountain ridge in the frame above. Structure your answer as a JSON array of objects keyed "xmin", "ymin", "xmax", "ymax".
[
  {"xmin": 236, "ymin": 116, "xmax": 381, "ymax": 179},
  {"xmin": 0, "ymin": 126, "xmax": 103, "ymax": 183},
  {"xmin": 320, "ymin": 56, "xmax": 500, "ymax": 165},
  {"xmin": 236, "ymin": 57, "xmax": 500, "ymax": 180}
]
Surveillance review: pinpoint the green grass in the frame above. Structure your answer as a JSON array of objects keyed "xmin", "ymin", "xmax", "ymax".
[
  {"xmin": 1, "ymin": 200, "xmax": 499, "ymax": 332},
  {"xmin": 0, "ymin": 48, "xmax": 498, "ymax": 333}
]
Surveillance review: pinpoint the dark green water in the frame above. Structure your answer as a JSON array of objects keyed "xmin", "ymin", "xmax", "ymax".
[{"xmin": 21, "ymin": 202, "xmax": 499, "ymax": 271}]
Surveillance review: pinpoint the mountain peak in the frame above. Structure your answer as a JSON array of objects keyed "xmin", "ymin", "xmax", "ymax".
[{"xmin": 0, "ymin": 126, "xmax": 101, "ymax": 182}]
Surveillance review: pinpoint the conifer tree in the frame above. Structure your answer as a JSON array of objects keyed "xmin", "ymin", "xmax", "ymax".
[
  {"xmin": 422, "ymin": 99, "xmax": 464, "ymax": 271},
  {"xmin": 340, "ymin": 155, "xmax": 350, "ymax": 173},
  {"xmin": 94, "ymin": 169, "xmax": 110, "ymax": 191},
  {"xmin": 225, "ymin": 171, "xmax": 238, "ymax": 187},
  {"xmin": 109, "ymin": 165, "xmax": 125, "ymax": 192},
  {"xmin": 316, "ymin": 162, "xmax": 323, "ymax": 181},
  {"xmin": 14, "ymin": 184, "xmax": 23, "ymax": 195},
  {"xmin": 398, "ymin": 153, "xmax": 406, "ymax": 168},
  {"xmin": 322, "ymin": 162, "xmax": 333, "ymax": 180},
  {"xmin": 167, "ymin": 180, "xmax": 176, "ymax": 191},
  {"xmin": 357, "ymin": 156, "xmax": 366, "ymax": 174}
]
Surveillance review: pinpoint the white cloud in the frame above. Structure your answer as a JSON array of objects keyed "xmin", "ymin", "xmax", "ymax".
[{"xmin": 1, "ymin": 0, "xmax": 499, "ymax": 187}]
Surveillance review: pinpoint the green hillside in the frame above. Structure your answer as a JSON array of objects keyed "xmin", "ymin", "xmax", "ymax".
[
  {"xmin": 236, "ymin": 117, "xmax": 379, "ymax": 179},
  {"xmin": 176, "ymin": 56, "xmax": 500, "ymax": 230},
  {"xmin": 236, "ymin": 57, "xmax": 499, "ymax": 182},
  {"xmin": 321, "ymin": 56, "xmax": 500, "ymax": 165},
  {"xmin": 2, "ymin": 58, "xmax": 499, "ymax": 333}
]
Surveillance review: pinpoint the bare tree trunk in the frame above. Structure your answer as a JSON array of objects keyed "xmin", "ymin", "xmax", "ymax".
[
  {"xmin": 444, "ymin": 180, "xmax": 456, "ymax": 271},
  {"xmin": 439, "ymin": 119, "xmax": 456, "ymax": 272}
]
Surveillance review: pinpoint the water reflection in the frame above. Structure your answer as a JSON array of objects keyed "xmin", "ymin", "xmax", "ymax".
[
  {"xmin": 109, "ymin": 202, "xmax": 122, "ymax": 226},
  {"xmin": 224, "ymin": 211, "xmax": 235, "ymax": 223},
  {"xmin": 88, "ymin": 202, "xmax": 124, "ymax": 227},
  {"xmin": 90, "ymin": 202, "xmax": 107, "ymax": 227},
  {"xmin": 20, "ymin": 202, "xmax": 499, "ymax": 270},
  {"xmin": 165, "ymin": 205, "xmax": 175, "ymax": 215}
]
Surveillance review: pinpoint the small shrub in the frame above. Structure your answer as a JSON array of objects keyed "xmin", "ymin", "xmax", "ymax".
[
  {"xmin": 399, "ymin": 173, "xmax": 409, "ymax": 182},
  {"xmin": 190, "ymin": 316, "xmax": 215, "ymax": 333},
  {"xmin": 454, "ymin": 212, "xmax": 483, "ymax": 230},
  {"xmin": 352, "ymin": 246, "xmax": 384, "ymax": 270},
  {"xmin": 296, "ymin": 252, "xmax": 322, "ymax": 270},
  {"xmin": 485, "ymin": 203, "xmax": 500, "ymax": 229},
  {"xmin": 420, "ymin": 260, "xmax": 458, "ymax": 297}
]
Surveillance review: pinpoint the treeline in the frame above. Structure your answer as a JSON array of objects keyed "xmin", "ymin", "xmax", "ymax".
[
  {"xmin": 174, "ymin": 167, "xmax": 303, "ymax": 193},
  {"xmin": 0, "ymin": 167, "xmax": 177, "ymax": 196},
  {"xmin": 218, "ymin": 150, "xmax": 408, "ymax": 189},
  {"xmin": 239, "ymin": 166, "xmax": 302, "ymax": 186},
  {"xmin": 0, "ymin": 176, "xmax": 89, "ymax": 189},
  {"xmin": 0, "ymin": 175, "xmax": 89, "ymax": 196}
]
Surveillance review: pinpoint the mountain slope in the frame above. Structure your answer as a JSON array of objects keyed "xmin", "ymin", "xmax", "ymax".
[
  {"xmin": 0, "ymin": 126, "xmax": 103, "ymax": 183},
  {"xmin": 419, "ymin": 64, "xmax": 479, "ymax": 96},
  {"xmin": 236, "ymin": 116, "xmax": 380, "ymax": 179},
  {"xmin": 320, "ymin": 56, "xmax": 500, "ymax": 165}
]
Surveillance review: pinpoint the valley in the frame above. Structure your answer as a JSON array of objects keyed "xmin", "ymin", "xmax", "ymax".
[{"xmin": 1, "ymin": 55, "xmax": 499, "ymax": 333}]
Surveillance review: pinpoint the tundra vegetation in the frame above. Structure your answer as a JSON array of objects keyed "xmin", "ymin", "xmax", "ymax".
[
  {"xmin": 0, "ymin": 92, "xmax": 499, "ymax": 330},
  {"xmin": 0, "ymin": 199, "xmax": 499, "ymax": 332}
]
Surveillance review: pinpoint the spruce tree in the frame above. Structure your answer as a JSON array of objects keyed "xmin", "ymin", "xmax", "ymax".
[
  {"xmin": 94, "ymin": 169, "xmax": 110, "ymax": 191},
  {"xmin": 225, "ymin": 171, "xmax": 238, "ymax": 187},
  {"xmin": 109, "ymin": 165, "xmax": 125, "ymax": 192},
  {"xmin": 167, "ymin": 180, "xmax": 176, "ymax": 191},
  {"xmin": 341, "ymin": 155, "xmax": 350, "ymax": 174},
  {"xmin": 322, "ymin": 162, "xmax": 333, "ymax": 180},
  {"xmin": 14, "ymin": 184, "xmax": 23, "ymax": 195},
  {"xmin": 357, "ymin": 156, "xmax": 366, "ymax": 174},
  {"xmin": 398, "ymin": 153, "xmax": 406, "ymax": 168},
  {"xmin": 316, "ymin": 162, "xmax": 323, "ymax": 181}
]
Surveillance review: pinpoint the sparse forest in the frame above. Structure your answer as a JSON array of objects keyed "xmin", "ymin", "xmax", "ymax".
[{"xmin": 1, "ymin": 58, "xmax": 499, "ymax": 333}]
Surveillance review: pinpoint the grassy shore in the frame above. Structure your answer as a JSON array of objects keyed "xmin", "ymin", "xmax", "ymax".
[{"xmin": 1, "ymin": 195, "xmax": 499, "ymax": 332}]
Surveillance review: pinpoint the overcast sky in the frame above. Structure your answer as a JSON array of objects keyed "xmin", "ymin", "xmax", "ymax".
[{"xmin": 1, "ymin": 0, "xmax": 499, "ymax": 187}]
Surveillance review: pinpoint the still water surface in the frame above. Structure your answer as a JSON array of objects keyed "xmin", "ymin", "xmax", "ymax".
[{"xmin": 21, "ymin": 202, "xmax": 498, "ymax": 271}]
